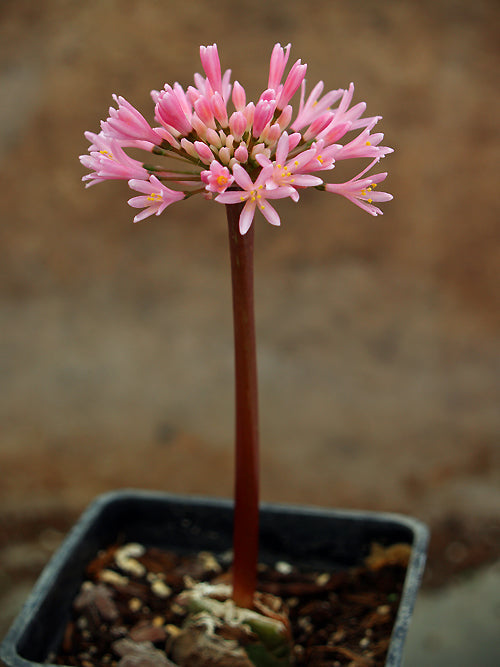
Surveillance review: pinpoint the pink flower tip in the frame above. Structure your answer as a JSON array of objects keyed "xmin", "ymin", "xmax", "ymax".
[{"xmin": 200, "ymin": 43, "xmax": 223, "ymax": 95}]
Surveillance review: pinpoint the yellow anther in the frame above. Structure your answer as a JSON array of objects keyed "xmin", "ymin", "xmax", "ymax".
[
  {"xmin": 240, "ymin": 195, "xmax": 246, "ymax": 201},
  {"xmin": 257, "ymin": 193, "xmax": 262, "ymax": 199},
  {"xmin": 317, "ymin": 155, "xmax": 324, "ymax": 164},
  {"xmin": 257, "ymin": 184, "xmax": 264, "ymax": 190},
  {"xmin": 147, "ymin": 192, "xmax": 162, "ymax": 202},
  {"xmin": 294, "ymin": 160, "xmax": 299, "ymax": 166},
  {"xmin": 361, "ymin": 190, "xmax": 367, "ymax": 196},
  {"xmin": 217, "ymin": 175, "xmax": 228, "ymax": 186},
  {"xmin": 367, "ymin": 198, "xmax": 373, "ymax": 203},
  {"xmin": 371, "ymin": 183, "xmax": 377, "ymax": 189},
  {"xmin": 100, "ymin": 150, "xmax": 113, "ymax": 159},
  {"xmin": 365, "ymin": 141, "xmax": 371, "ymax": 146}
]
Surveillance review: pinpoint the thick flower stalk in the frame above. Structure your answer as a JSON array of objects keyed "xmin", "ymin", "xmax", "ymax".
[{"xmin": 80, "ymin": 43, "xmax": 393, "ymax": 612}]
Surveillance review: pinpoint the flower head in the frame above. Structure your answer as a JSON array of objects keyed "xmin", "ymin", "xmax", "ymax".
[{"xmin": 81, "ymin": 43, "xmax": 393, "ymax": 230}]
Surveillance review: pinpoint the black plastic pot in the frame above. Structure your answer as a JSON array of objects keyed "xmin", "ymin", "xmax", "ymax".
[{"xmin": 1, "ymin": 490, "xmax": 428, "ymax": 667}]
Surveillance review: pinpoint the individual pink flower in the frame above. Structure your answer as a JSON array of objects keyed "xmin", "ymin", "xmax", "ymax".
[
  {"xmin": 200, "ymin": 44, "xmax": 223, "ymax": 95},
  {"xmin": 335, "ymin": 132, "xmax": 392, "ymax": 162},
  {"xmin": 325, "ymin": 83, "xmax": 378, "ymax": 133},
  {"xmin": 210, "ymin": 92, "xmax": 228, "ymax": 127},
  {"xmin": 297, "ymin": 140, "xmax": 335, "ymax": 173},
  {"xmin": 256, "ymin": 132, "xmax": 324, "ymax": 198},
  {"xmin": 275, "ymin": 59, "xmax": 307, "ymax": 110},
  {"xmin": 215, "ymin": 164, "xmax": 296, "ymax": 234},
  {"xmin": 80, "ymin": 132, "xmax": 149, "ymax": 186},
  {"xmin": 193, "ymin": 96, "xmax": 216, "ymax": 129},
  {"xmin": 232, "ymin": 81, "xmax": 246, "ymax": 111},
  {"xmin": 310, "ymin": 117, "xmax": 351, "ymax": 145},
  {"xmin": 193, "ymin": 52, "xmax": 232, "ymax": 104},
  {"xmin": 233, "ymin": 142, "xmax": 248, "ymax": 163},
  {"xmin": 201, "ymin": 162, "xmax": 234, "ymax": 194},
  {"xmin": 127, "ymin": 175, "xmax": 185, "ymax": 222},
  {"xmin": 268, "ymin": 43, "xmax": 291, "ymax": 91},
  {"xmin": 155, "ymin": 84, "xmax": 193, "ymax": 136},
  {"xmin": 252, "ymin": 98, "xmax": 276, "ymax": 138},
  {"xmin": 101, "ymin": 95, "xmax": 163, "ymax": 145},
  {"xmin": 193, "ymin": 140, "xmax": 215, "ymax": 164},
  {"xmin": 229, "ymin": 111, "xmax": 248, "ymax": 141},
  {"xmin": 292, "ymin": 80, "xmax": 343, "ymax": 132},
  {"xmin": 324, "ymin": 160, "xmax": 393, "ymax": 216}
]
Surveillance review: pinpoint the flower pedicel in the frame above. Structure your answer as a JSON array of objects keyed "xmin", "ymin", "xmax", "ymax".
[{"xmin": 80, "ymin": 42, "xmax": 393, "ymax": 231}]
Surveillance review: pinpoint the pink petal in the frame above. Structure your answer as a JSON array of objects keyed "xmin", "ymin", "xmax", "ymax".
[
  {"xmin": 231, "ymin": 163, "xmax": 254, "ymax": 191},
  {"xmin": 290, "ymin": 174, "xmax": 323, "ymax": 187},
  {"xmin": 259, "ymin": 200, "xmax": 281, "ymax": 226},
  {"xmin": 133, "ymin": 207, "xmax": 158, "ymax": 222},
  {"xmin": 216, "ymin": 191, "xmax": 248, "ymax": 205},
  {"xmin": 239, "ymin": 200, "xmax": 256, "ymax": 234},
  {"xmin": 263, "ymin": 185, "xmax": 296, "ymax": 200},
  {"xmin": 127, "ymin": 179, "xmax": 154, "ymax": 195},
  {"xmin": 127, "ymin": 195, "xmax": 150, "ymax": 209}
]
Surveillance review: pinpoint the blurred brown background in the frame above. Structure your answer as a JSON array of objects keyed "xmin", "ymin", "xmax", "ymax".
[{"xmin": 0, "ymin": 0, "xmax": 499, "ymax": 616}]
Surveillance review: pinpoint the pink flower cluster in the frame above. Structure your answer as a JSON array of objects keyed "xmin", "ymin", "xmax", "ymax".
[{"xmin": 80, "ymin": 43, "xmax": 393, "ymax": 232}]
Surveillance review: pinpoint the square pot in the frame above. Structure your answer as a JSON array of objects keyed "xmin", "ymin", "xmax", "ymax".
[{"xmin": 0, "ymin": 490, "xmax": 428, "ymax": 666}]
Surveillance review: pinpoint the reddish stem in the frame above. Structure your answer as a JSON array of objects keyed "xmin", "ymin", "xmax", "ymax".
[{"xmin": 226, "ymin": 203, "xmax": 259, "ymax": 609}]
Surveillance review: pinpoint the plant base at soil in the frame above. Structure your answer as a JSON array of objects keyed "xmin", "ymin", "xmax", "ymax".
[{"xmin": 52, "ymin": 542, "xmax": 410, "ymax": 667}]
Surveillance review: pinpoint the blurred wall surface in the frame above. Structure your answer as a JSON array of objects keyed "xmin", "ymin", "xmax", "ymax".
[{"xmin": 0, "ymin": 0, "xmax": 498, "ymax": 521}]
